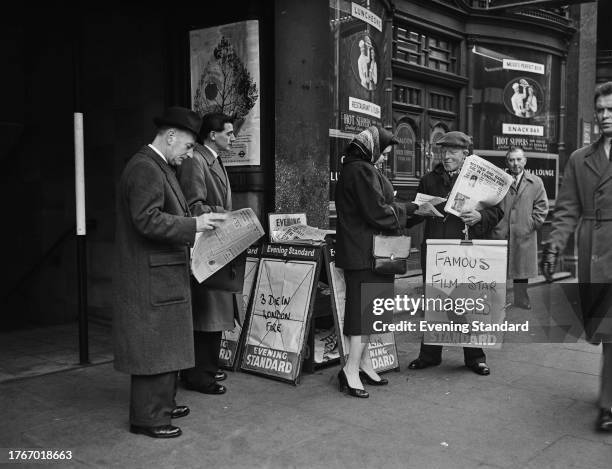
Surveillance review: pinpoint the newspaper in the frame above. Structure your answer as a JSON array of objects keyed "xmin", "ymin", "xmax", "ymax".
[
  {"xmin": 271, "ymin": 223, "xmax": 335, "ymax": 244},
  {"xmin": 414, "ymin": 193, "xmax": 446, "ymax": 217},
  {"xmin": 191, "ymin": 208, "xmax": 265, "ymax": 283},
  {"xmin": 444, "ymin": 154, "xmax": 513, "ymax": 217}
]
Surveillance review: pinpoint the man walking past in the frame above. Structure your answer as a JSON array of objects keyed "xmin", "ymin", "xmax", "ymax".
[{"xmin": 542, "ymin": 82, "xmax": 612, "ymax": 432}]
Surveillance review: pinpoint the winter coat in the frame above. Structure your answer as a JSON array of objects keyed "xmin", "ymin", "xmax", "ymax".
[
  {"xmin": 176, "ymin": 143, "xmax": 244, "ymax": 332},
  {"xmin": 548, "ymin": 138, "xmax": 612, "ymax": 341},
  {"xmin": 113, "ymin": 146, "xmax": 196, "ymax": 375},
  {"xmin": 335, "ymin": 155, "xmax": 413, "ymax": 270},
  {"xmin": 491, "ymin": 171, "xmax": 548, "ymax": 279}
]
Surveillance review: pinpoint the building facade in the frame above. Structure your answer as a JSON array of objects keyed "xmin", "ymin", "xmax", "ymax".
[{"xmin": 0, "ymin": 0, "xmax": 602, "ymax": 327}]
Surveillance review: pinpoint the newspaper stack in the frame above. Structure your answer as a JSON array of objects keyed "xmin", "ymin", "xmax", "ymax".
[{"xmin": 271, "ymin": 223, "xmax": 335, "ymax": 245}]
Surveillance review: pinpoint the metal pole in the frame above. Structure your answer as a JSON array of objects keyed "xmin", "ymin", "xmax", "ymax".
[{"xmin": 74, "ymin": 112, "xmax": 89, "ymax": 364}]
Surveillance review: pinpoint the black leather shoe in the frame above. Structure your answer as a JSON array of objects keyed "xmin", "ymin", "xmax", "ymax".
[
  {"xmin": 596, "ymin": 408, "xmax": 612, "ymax": 432},
  {"xmin": 338, "ymin": 369, "xmax": 369, "ymax": 398},
  {"xmin": 408, "ymin": 358, "xmax": 440, "ymax": 370},
  {"xmin": 513, "ymin": 301, "xmax": 532, "ymax": 310},
  {"xmin": 214, "ymin": 370, "xmax": 227, "ymax": 381},
  {"xmin": 184, "ymin": 382, "xmax": 227, "ymax": 395},
  {"xmin": 129, "ymin": 424, "xmax": 182, "ymax": 438},
  {"xmin": 170, "ymin": 405, "xmax": 190, "ymax": 419},
  {"xmin": 467, "ymin": 362, "xmax": 490, "ymax": 376},
  {"xmin": 359, "ymin": 370, "xmax": 388, "ymax": 386}
]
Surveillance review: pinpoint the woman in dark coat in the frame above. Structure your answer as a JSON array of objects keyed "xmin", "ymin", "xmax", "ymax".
[{"xmin": 335, "ymin": 126, "xmax": 417, "ymax": 397}]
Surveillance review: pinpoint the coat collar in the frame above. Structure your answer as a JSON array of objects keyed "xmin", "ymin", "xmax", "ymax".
[
  {"xmin": 196, "ymin": 143, "xmax": 227, "ymax": 188},
  {"xmin": 141, "ymin": 145, "xmax": 190, "ymax": 214}
]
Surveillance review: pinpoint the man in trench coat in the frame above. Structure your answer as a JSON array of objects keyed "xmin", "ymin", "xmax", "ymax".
[
  {"xmin": 491, "ymin": 147, "xmax": 548, "ymax": 309},
  {"xmin": 114, "ymin": 107, "xmax": 228, "ymax": 438},
  {"xmin": 177, "ymin": 112, "xmax": 245, "ymax": 394},
  {"xmin": 542, "ymin": 81, "xmax": 612, "ymax": 432}
]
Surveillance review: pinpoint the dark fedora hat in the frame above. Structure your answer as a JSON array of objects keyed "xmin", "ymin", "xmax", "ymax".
[{"xmin": 153, "ymin": 107, "xmax": 202, "ymax": 139}]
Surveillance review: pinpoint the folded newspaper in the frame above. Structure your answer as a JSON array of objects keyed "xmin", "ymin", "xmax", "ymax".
[
  {"xmin": 444, "ymin": 154, "xmax": 513, "ymax": 216},
  {"xmin": 271, "ymin": 223, "xmax": 335, "ymax": 244},
  {"xmin": 414, "ymin": 193, "xmax": 446, "ymax": 217},
  {"xmin": 191, "ymin": 208, "xmax": 265, "ymax": 283}
]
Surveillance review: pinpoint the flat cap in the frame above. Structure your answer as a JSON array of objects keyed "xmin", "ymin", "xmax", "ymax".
[{"xmin": 436, "ymin": 131, "xmax": 471, "ymax": 148}]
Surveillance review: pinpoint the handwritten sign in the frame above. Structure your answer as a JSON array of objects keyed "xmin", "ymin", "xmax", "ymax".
[
  {"xmin": 323, "ymin": 244, "xmax": 399, "ymax": 372},
  {"xmin": 241, "ymin": 244, "xmax": 321, "ymax": 383},
  {"xmin": 424, "ymin": 240, "xmax": 508, "ymax": 349},
  {"xmin": 219, "ymin": 246, "xmax": 260, "ymax": 370}
]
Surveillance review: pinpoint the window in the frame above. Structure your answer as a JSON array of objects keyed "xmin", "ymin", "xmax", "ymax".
[
  {"xmin": 393, "ymin": 25, "xmax": 458, "ymax": 74},
  {"xmin": 393, "ymin": 84, "xmax": 422, "ymax": 106}
]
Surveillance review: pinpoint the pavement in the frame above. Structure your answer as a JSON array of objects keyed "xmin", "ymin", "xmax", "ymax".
[{"xmin": 1, "ymin": 280, "xmax": 611, "ymax": 468}]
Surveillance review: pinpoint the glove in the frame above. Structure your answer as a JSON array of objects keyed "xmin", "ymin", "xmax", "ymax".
[{"xmin": 541, "ymin": 242, "xmax": 559, "ymax": 283}]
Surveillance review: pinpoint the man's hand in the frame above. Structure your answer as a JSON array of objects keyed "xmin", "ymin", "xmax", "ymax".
[
  {"xmin": 414, "ymin": 201, "xmax": 443, "ymax": 218},
  {"xmin": 541, "ymin": 242, "xmax": 559, "ymax": 283},
  {"xmin": 196, "ymin": 212, "xmax": 229, "ymax": 231},
  {"xmin": 459, "ymin": 209, "xmax": 482, "ymax": 226}
]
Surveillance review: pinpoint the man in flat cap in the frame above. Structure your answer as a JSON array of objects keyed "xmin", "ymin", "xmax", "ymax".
[
  {"xmin": 406, "ymin": 130, "xmax": 504, "ymax": 375},
  {"xmin": 114, "ymin": 106, "xmax": 228, "ymax": 438}
]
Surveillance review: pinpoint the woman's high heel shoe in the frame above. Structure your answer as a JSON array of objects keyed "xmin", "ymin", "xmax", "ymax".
[
  {"xmin": 359, "ymin": 370, "xmax": 388, "ymax": 386},
  {"xmin": 338, "ymin": 369, "xmax": 369, "ymax": 398}
]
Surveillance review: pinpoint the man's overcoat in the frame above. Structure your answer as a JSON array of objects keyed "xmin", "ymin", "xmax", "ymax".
[
  {"xmin": 549, "ymin": 138, "xmax": 612, "ymax": 341},
  {"xmin": 491, "ymin": 172, "xmax": 548, "ymax": 279},
  {"xmin": 113, "ymin": 146, "xmax": 196, "ymax": 375},
  {"xmin": 177, "ymin": 143, "xmax": 244, "ymax": 332}
]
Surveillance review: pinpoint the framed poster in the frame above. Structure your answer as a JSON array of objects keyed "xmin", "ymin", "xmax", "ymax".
[{"xmin": 190, "ymin": 20, "xmax": 261, "ymax": 166}]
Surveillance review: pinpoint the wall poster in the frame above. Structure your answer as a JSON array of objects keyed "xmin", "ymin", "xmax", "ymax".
[
  {"xmin": 190, "ymin": 20, "xmax": 261, "ymax": 166},
  {"xmin": 329, "ymin": 0, "xmax": 391, "ymax": 202}
]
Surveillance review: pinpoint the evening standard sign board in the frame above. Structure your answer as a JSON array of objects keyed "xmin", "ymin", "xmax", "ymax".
[
  {"xmin": 241, "ymin": 243, "xmax": 321, "ymax": 384},
  {"xmin": 424, "ymin": 240, "xmax": 508, "ymax": 349},
  {"xmin": 323, "ymin": 244, "xmax": 399, "ymax": 372}
]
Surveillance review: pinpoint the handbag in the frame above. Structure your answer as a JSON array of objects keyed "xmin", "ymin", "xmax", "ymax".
[
  {"xmin": 372, "ymin": 234, "xmax": 411, "ymax": 275},
  {"xmin": 371, "ymin": 208, "xmax": 411, "ymax": 275}
]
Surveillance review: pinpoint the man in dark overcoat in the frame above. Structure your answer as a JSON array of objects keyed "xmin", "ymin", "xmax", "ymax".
[
  {"xmin": 177, "ymin": 112, "xmax": 244, "ymax": 394},
  {"xmin": 542, "ymin": 81, "xmax": 612, "ymax": 432},
  {"xmin": 114, "ymin": 107, "xmax": 228, "ymax": 438},
  {"xmin": 406, "ymin": 131, "xmax": 504, "ymax": 376}
]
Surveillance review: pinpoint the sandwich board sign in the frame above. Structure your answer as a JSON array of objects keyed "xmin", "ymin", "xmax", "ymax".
[
  {"xmin": 424, "ymin": 239, "xmax": 508, "ymax": 349},
  {"xmin": 240, "ymin": 243, "xmax": 322, "ymax": 384}
]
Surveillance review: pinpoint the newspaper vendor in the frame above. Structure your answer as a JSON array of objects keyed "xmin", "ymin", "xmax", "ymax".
[{"xmin": 406, "ymin": 131, "xmax": 504, "ymax": 376}]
